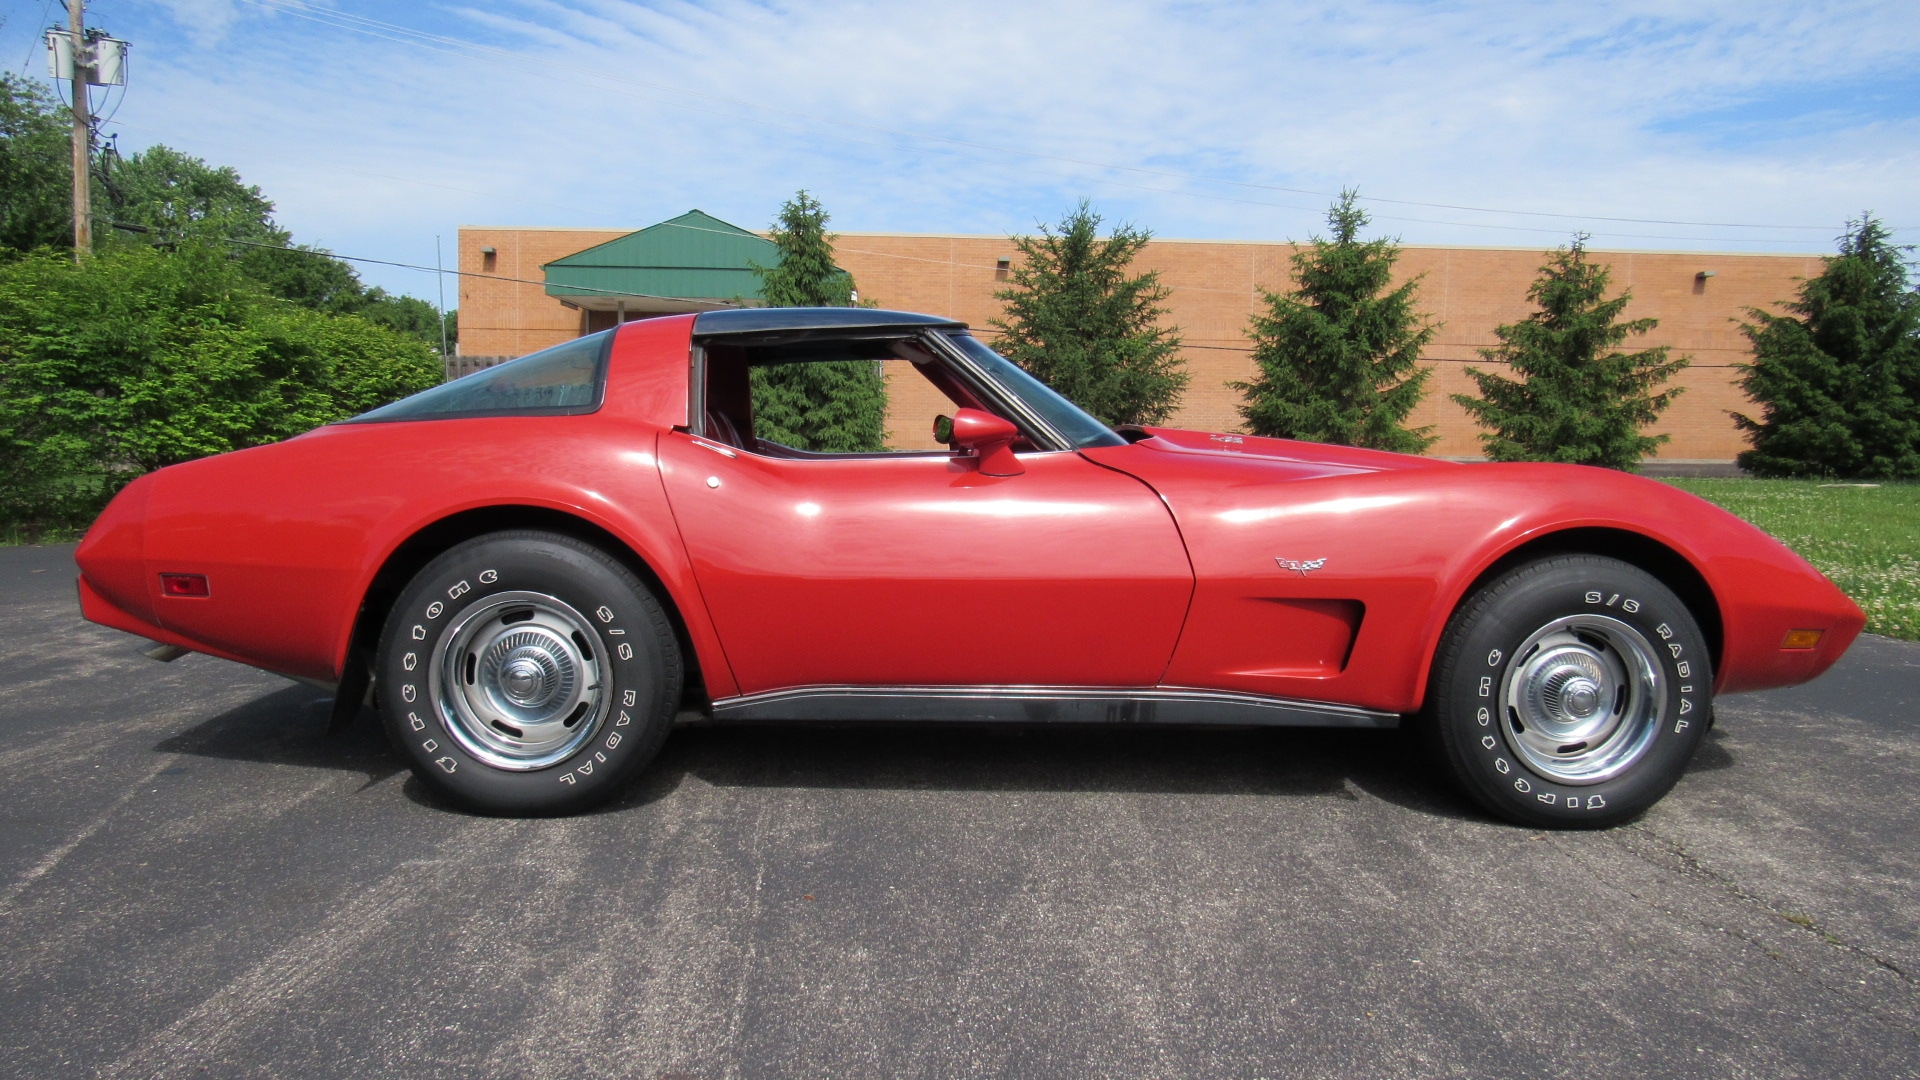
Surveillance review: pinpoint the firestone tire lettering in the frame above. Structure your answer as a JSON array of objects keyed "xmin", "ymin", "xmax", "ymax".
[{"xmin": 1420, "ymin": 554, "xmax": 1712, "ymax": 829}]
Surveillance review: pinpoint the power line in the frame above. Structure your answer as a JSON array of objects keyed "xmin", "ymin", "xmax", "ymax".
[
  {"xmin": 16, "ymin": 0, "xmax": 59, "ymax": 75},
  {"xmin": 111, "ymin": 223, "xmax": 736, "ymax": 306},
  {"xmin": 156, "ymin": 227, "xmax": 1758, "ymax": 370},
  {"xmin": 81, "ymin": 120, "xmax": 1848, "ymax": 293},
  {"xmin": 231, "ymin": 0, "xmax": 1904, "ymax": 237}
]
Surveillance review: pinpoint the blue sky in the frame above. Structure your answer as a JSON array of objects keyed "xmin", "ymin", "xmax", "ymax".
[{"xmin": 5, "ymin": 0, "xmax": 1917, "ymax": 301}]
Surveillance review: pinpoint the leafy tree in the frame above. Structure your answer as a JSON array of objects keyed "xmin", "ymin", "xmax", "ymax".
[
  {"xmin": 104, "ymin": 145, "xmax": 279, "ymax": 239},
  {"xmin": 0, "ymin": 82, "xmax": 468, "ymax": 358},
  {"xmin": 1233, "ymin": 191, "xmax": 1435, "ymax": 452},
  {"xmin": 1733, "ymin": 215, "xmax": 1920, "ymax": 479},
  {"xmin": 358, "ymin": 287, "xmax": 445, "ymax": 343},
  {"xmin": 0, "ymin": 241, "xmax": 438, "ymax": 530},
  {"xmin": 102, "ymin": 144, "xmax": 451, "ymax": 351},
  {"xmin": 989, "ymin": 199, "xmax": 1186, "ymax": 427},
  {"xmin": 0, "ymin": 75, "xmax": 71, "ymax": 253},
  {"xmin": 105, "ymin": 144, "xmax": 366, "ymax": 313},
  {"xmin": 748, "ymin": 190, "xmax": 886, "ymax": 451},
  {"xmin": 1453, "ymin": 236, "xmax": 1688, "ymax": 469}
]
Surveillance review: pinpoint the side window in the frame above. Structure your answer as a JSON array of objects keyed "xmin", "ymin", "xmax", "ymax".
[
  {"xmin": 750, "ymin": 352, "xmax": 890, "ymax": 453},
  {"xmin": 349, "ymin": 331, "xmax": 612, "ymax": 423},
  {"xmin": 700, "ymin": 335, "xmax": 1008, "ymax": 457}
]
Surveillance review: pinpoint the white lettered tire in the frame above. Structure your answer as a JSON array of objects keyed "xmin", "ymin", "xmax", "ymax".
[
  {"xmin": 375, "ymin": 531, "xmax": 682, "ymax": 815},
  {"xmin": 1422, "ymin": 555, "xmax": 1712, "ymax": 828}
]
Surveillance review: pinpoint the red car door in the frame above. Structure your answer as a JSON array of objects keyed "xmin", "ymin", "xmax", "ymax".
[{"xmin": 658, "ymin": 432, "xmax": 1193, "ymax": 694}]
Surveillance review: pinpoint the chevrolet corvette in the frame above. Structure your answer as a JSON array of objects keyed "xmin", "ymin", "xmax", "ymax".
[{"xmin": 74, "ymin": 308, "xmax": 1865, "ymax": 825}]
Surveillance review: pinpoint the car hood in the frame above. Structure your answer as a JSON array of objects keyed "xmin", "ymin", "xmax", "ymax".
[{"xmin": 1134, "ymin": 427, "xmax": 1463, "ymax": 475}]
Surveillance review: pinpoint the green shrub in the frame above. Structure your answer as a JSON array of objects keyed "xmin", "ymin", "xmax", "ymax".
[{"xmin": 0, "ymin": 241, "xmax": 437, "ymax": 533}]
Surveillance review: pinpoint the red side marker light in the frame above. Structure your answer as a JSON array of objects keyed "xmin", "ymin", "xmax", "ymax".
[
  {"xmin": 1780, "ymin": 629, "xmax": 1823, "ymax": 651},
  {"xmin": 160, "ymin": 573, "xmax": 210, "ymax": 598}
]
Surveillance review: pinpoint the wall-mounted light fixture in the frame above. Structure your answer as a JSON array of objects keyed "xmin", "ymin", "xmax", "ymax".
[
  {"xmin": 1696, "ymin": 270, "xmax": 1716, "ymax": 280},
  {"xmin": 995, "ymin": 257, "xmax": 1011, "ymax": 281},
  {"xmin": 480, "ymin": 246, "xmax": 498, "ymax": 272}
]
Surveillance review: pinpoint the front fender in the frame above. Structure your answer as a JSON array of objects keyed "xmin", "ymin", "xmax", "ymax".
[{"xmin": 1088, "ymin": 443, "xmax": 1862, "ymax": 713}]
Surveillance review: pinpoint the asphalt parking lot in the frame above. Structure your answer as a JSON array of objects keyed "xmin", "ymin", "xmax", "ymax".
[{"xmin": 1, "ymin": 542, "xmax": 1916, "ymax": 1079}]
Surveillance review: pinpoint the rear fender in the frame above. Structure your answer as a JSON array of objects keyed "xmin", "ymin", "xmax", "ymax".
[{"xmin": 337, "ymin": 490, "xmax": 737, "ymax": 701}]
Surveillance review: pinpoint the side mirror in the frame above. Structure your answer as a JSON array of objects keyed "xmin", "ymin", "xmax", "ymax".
[{"xmin": 933, "ymin": 409, "xmax": 1024, "ymax": 477}]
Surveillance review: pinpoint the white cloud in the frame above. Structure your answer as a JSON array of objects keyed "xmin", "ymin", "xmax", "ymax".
[{"xmin": 142, "ymin": 0, "xmax": 247, "ymax": 46}]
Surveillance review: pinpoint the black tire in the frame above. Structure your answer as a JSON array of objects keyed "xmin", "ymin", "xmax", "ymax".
[
  {"xmin": 375, "ymin": 530, "xmax": 682, "ymax": 815},
  {"xmin": 1422, "ymin": 555, "xmax": 1712, "ymax": 828}
]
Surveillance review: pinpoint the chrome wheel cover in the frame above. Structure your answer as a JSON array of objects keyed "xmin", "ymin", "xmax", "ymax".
[
  {"xmin": 1499, "ymin": 614, "xmax": 1663, "ymax": 785},
  {"xmin": 429, "ymin": 591, "xmax": 609, "ymax": 770}
]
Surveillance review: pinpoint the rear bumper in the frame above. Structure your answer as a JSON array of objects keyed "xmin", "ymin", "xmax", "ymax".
[
  {"xmin": 77, "ymin": 574, "xmax": 172, "ymax": 642},
  {"xmin": 76, "ymin": 574, "xmax": 249, "ymax": 668}
]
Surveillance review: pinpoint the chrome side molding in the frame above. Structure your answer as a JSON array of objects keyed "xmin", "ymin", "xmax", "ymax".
[{"xmin": 706, "ymin": 685, "xmax": 1399, "ymax": 728}]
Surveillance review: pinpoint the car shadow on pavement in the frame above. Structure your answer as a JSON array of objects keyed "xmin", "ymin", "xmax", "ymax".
[
  {"xmin": 154, "ymin": 684, "xmax": 406, "ymax": 790},
  {"xmin": 1688, "ymin": 730, "xmax": 1736, "ymax": 773},
  {"xmin": 609, "ymin": 723, "xmax": 1485, "ymax": 823},
  {"xmin": 155, "ymin": 685, "xmax": 1736, "ymax": 823}
]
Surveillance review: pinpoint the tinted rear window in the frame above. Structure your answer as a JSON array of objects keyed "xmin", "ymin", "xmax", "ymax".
[{"xmin": 349, "ymin": 331, "xmax": 613, "ymax": 423}]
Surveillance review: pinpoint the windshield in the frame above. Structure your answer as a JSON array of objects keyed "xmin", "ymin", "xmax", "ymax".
[{"xmin": 944, "ymin": 334, "xmax": 1125, "ymax": 449}]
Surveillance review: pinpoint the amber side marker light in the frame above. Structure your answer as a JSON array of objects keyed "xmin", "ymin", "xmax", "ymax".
[
  {"xmin": 160, "ymin": 573, "xmax": 210, "ymax": 598},
  {"xmin": 1780, "ymin": 629, "xmax": 1824, "ymax": 651}
]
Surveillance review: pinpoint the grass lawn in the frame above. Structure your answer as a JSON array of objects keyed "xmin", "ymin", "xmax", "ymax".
[{"xmin": 1666, "ymin": 478, "xmax": 1920, "ymax": 642}]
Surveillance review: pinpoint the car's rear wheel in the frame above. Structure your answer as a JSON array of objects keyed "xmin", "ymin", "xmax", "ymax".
[
  {"xmin": 375, "ymin": 531, "xmax": 681, "ymax": 815},
  {"xmin": 1422, "ymin": 555, "xmax": 1712, "ymax": 828}
]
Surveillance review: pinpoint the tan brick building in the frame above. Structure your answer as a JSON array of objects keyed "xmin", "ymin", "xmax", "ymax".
[{"xmin": 458, "ymin": 214, "xmax": 1821, "ymax": 462}]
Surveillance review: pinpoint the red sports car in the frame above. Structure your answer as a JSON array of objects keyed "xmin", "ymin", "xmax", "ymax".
[{"xmin": 75, "ymin": 309, "xmax": 1864, "ymax": 825}]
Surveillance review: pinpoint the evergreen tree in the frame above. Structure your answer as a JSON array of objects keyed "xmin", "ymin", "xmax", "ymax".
[
  {"xmin": 1732, "ymin": 215, "xmax": 1920, "ymax": 479},
  {"xmin": 988, "ymin": 200, "xmax": 1186, "ymax": 427},
  {"xmin": 1453, "ymin": 236, "xmax": 1688, "ymax": 469},
  {"xmin": 1233, "ymin": 191, "xmax": 1435, "ymax": 452},
  {"xmin": 748, "ymin": 191, "xmax": 886, "ymax": 452}
]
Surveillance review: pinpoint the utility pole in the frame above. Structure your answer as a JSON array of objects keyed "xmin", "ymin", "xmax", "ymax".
[
  {"xmin": 67, "ymin": 0, "xmax": 92, "ymax": 259},
  {"xmin": 436, "ymin": 236, "xmax": 451, "ymax": 360}
]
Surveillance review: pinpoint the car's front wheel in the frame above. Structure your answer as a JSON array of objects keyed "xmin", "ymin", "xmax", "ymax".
[
  {"xmin": 1422, "ymin": 555, "xmax": 1712, "ymax": 828},
  {"xmin": 375, "ymin": 530, "xmax": 682, "ymax": 815}
]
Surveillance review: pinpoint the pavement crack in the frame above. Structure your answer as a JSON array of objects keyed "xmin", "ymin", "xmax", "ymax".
[
  {"xmin": 1533, "ymin": 826, "xmax": 1919, "ymax": 1039},
  {"xmin": 1621, "ymin": 821, "xmax": 1918, "ymax": 989}
]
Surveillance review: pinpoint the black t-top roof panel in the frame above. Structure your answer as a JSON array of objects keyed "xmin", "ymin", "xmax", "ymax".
[{"xmin": 693, "ymin": 307, "xmax": 965, "ymax": 336}]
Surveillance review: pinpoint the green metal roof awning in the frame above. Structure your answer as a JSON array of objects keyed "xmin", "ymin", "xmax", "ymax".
[{"xmin": 541, "ymin": 209, "xmax": 791, "ymax": 313}]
